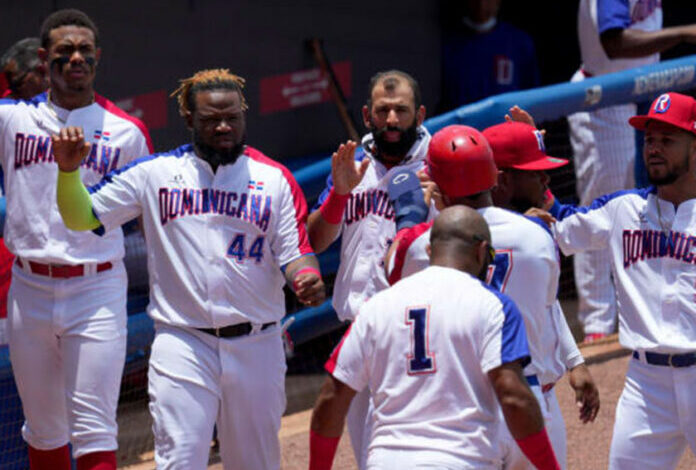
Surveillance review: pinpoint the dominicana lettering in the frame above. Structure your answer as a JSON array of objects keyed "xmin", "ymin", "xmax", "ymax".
[
  {"xmin": 345, "ymin": 189, "xmax": 394, "ymax": 225},
  {"xmin": 159, "ymin": 187, "xmax": 272, "ymax": 231},
  {"xmin": 623, "ymin": 229, "xmax": 696, "ymax": 268},
  {"xmin": 13, "ymin": 132, "xmax": 121, "ymax": 176}
]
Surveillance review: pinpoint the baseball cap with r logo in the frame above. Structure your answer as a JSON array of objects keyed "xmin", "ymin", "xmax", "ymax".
[{"xmin": 629, "ymin": 92, "xmax": 696, "ymax": 135}]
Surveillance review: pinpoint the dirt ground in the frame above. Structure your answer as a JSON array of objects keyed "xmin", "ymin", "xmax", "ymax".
[
  {"xmin": 190, "ymin": 351, "xmax": 696, "ymax": 470},
  {"xmin": 121, "ymin": 324, "xmax": 696, "ymax": 470}
]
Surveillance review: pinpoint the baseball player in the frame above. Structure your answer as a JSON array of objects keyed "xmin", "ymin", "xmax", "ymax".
[
  {"xmin": 0, "ymin": 10, "xmax": 152, "ymax": 470},
  {"xmin": 52, "ymin": 69, "xmax": 325, "ymax": 470},
  {"xmin": 569, "ymin": 0, "xmax": 696, "ymax": 342},
  {"xmin": 307, "ymin": 70, "xmax": 432, "ymax": 468},
  {"xmin": 385, "ymin": 125, "xmax": 599, "ymax": 469},
  {"xmin": 0, "ymin": 37, "xmax": 49, "ymax": 345},
  {"xmin": 310, "ymin": 206, "xmax": 560, "ymax": 470},
  {"xmin": 553, "ymin": 91, "xmax": 696, "ymax": 470}
]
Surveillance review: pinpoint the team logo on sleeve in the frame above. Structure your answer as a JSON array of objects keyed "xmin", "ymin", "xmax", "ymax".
[{"xmin": 654, "ymin": 94, "xmax": 671, "ymax": 114}]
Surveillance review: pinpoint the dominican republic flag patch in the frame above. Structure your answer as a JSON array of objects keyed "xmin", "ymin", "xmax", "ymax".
[
  {"xmin": 93, "ymin": 130, "xmax": 111, "ymax": 141},
  {"xmin": 248, "ymin": 180, "xmax": 264, "ymax": 190}
]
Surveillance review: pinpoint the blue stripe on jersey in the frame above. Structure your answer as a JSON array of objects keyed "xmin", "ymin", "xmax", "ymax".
[
  {"xmin": 597, "ymin": 0, "xmax": 631, "ymax": 33},
  {"xmin": 312, "ymin": 146, "xmax": 368, "ymax": 211},
  {"xmin": 524, "ymin": 215, "xmax": 553, "ymax": 237},
  {"xmin": 481, "ymin": 282, "xmax": 531, "ymax": 368},
  {"xmin": 0, "ymin": 92, "xmax": 47, "ymax": 107},
  {"xmin": 87, "ymin": 143, "xmax": 192, "ymax": 195},
  {"xmin": 553, "ymin": 187, "xmax": 654, "ymax": 221}
]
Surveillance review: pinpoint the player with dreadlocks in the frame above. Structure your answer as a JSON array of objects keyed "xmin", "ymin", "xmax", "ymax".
[{"xmin": 52, "ymin": 68, "xmax": 325, "ymax": 469}]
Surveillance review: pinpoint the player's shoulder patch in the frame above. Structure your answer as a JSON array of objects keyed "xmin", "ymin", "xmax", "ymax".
[{"xmin": 0, "ymin": 92, "xmax": 46, "ymax": 108}]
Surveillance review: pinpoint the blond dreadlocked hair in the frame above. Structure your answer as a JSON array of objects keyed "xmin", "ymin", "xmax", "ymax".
[{"xmin": 171, "ymin": 68, "xmax": 248, "ymax": 116}]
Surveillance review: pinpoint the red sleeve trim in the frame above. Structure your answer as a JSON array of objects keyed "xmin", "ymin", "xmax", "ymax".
[
  {"xmin": 388, "ymin": 221, "xmax": 432, "ymax": 286},
  {"xmin": 324, "ymin": 324, "xmax": 353, "ymax": 374},
  {"xmin": 245, "ymin": 146, "xmax": 313, "ymax": 255},
  {"xmin": 94, "ymin": 93, "xmax": 154, "ymax": 153}
]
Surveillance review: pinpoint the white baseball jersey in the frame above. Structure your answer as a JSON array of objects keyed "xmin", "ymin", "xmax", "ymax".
[
  {"xmin": 327, "ymin": 265, "xmax": 530, "ymax": 468},
  {"xmin": 88, "ymin": 144, "xmax": 313, "ymax": 327},
  {"xmin": 554, "ymin": 187, "xmax": 696, "ymax": 353},
  {"xmin": 314, "ymin": 126, "xmax": 431, "ymax": 322},
  {"xmin": 0, "ymin": 92, "xmax": 152, "ymax": 264},
  {"xmin": 578, "ymin": 0, "xmax": 662, "ymax": 76},
  {"xmin": 388, "ymin": 207, "xmax": 583, "ymax": 385}
]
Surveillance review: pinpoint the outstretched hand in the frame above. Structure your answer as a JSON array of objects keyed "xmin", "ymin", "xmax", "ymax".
[
  {"xmin": 51, "ymin": 126, "xmax": 91, "ymax": 172},
  {"xmin": 331, "ymin": 140, "xmax": 369, "ymax": 195}
]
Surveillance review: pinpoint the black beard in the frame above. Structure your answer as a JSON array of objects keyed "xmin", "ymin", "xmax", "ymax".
[
  {"xmin": 371, "ymin": 121, "xmax": 419, "ymax": 162},
  {"xmin": 647, "ymin": 153, "xmax": 690, "ymax": 186},
  {"xmin": 193, "ymin": 130, "xmax": 245, "ymax": 170}
]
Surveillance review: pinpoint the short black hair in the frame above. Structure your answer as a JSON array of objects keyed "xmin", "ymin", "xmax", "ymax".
[
  {"xmin": 366, "ymin": 70, "xmax": 422, "ymax": 110},
  {"xmin": 40, "ymin": 9, "xmax": 99, "ymax": 49}
]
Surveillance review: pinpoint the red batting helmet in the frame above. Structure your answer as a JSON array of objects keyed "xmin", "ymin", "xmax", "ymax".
[{"xmin": 426, "ymin": 125, "xmax": 497, "ymax": 199}]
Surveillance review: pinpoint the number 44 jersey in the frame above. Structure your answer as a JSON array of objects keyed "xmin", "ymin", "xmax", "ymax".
[
  {"xmin": 326, "ymin": 265, "xmax": 530, "ymax": 468},
  {"xmin": 88, "ymin": 144, "xmax": 313, "ymax": 328}
]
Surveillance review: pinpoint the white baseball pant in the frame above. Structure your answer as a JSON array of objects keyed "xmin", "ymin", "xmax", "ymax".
[
  {"xmin": 499, "ymin": 384, "xmax": 566, "ymax": 470},
  {"xmin": 346, "ymin": 385, "xmax": 373, "ymax": 470},
  {"xmin": 148, "ymin": 322, "xmax": 286, "ymax": 470},
  {"xmin": 609, "ymin": 356, "xmax": 696, "ymax": 470},
  {"xmin": 7, "ymin": 261, "xmax": 127, "ymax": 458},
  {"xmin": 568, "ymin": 70, "xmax": 636, "ymax": 335}
]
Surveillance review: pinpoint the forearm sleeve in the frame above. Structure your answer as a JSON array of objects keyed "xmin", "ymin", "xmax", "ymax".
[{"xmin": 56, "ymin": 170, "xmax": 102, "ymax": 231}]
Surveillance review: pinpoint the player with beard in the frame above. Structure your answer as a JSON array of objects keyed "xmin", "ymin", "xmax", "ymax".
[
  {"xmin": 307, "ymin": 70, "xmax": 432, "ymax": 469},
  {"xmin": 52, "ymin": 68, "xmax": 324, "ymax": 469},
  {"xmin": 551, "ymin": 92, "xmax": 696, "ymax": 469}
]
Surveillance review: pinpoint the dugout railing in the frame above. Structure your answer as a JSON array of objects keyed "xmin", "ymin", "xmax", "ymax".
[{"xmin": 1, "ymin": 55, "xmax": 696, "ymax": 467}]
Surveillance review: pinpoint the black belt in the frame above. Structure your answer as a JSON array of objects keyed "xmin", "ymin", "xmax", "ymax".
[
  {"xmin": 633, "ymin": 350, "xmax": 696, "ymax": 368},
  {"xmin": 197, "ymin": 321, "xmax": 276, "ymax": 338}
]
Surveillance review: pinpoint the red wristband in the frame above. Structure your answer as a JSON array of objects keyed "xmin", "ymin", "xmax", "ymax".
[
  {"xmin": 309, "ymin": 430, "xmax": 340, "ymax": 470},
  {"xmin": 293, "ymin": 266, "xmax": 321, "ymax": 290},
  {"xmin": 515, "ymin": 428, "xmax": 560, "ymax": 470},
  {"xmin": 319, "ymin": 188, "xmax": 350, "ymax": 224}
]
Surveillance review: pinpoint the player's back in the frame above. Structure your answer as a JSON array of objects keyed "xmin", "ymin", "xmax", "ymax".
[
  {"xmin": 355, "ymin": 265, "xmax": 524, "ymax": 468},
  {"xmin": 389, "ymin": 206, "xmax": 560, "ymax": 380},
  {"xmin": 480, "ymin": 207, "xmax": 560, "ymax": 380}
]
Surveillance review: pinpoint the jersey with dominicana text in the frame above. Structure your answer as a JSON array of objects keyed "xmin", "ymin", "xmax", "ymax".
[
  {"xmin": 88, "ymin": 144, "xmax": 313, "ymax": 327},
  {"xmin": 314, "ymin": 127, "xmax": 431, "ymax": 322},
  {"xmin": 327, "ymin": 266, "xmax": 530, "ymax": 468},
  {"xmin": 388, "ymin": 206, "xmax": 583, "ymax": 385},
  {"xmin": 0, "ymin": 92, "xmax": 152, "ymax": 264},
  {"xmin": 553, "ymin": 187, "xmax": 696, "ymax": 353}
]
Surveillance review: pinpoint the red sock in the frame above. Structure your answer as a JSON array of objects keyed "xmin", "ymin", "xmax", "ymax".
[
  {"xmin": 28, "ymin": 444, "xmax": 71, "ymax": 470},
  {"xmin": 76, "ymin": 451, "xmax": 116, "ymax": 470}
]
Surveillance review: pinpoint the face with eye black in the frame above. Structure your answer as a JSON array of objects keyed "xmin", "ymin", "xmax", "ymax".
[{"xmin": 38, "ymin": 25, "xmax": 100, "ymax": 96}]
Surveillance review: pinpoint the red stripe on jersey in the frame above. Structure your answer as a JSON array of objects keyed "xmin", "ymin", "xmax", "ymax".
[
  {"xmin": 388, "ymin": 221, "xmax": 432, "ymax": 286},
  {"xmin": 95, "ymin": 93, "xmax": 154, "ymax": 153},
  {"xmin": 245, "ymin": 146, "xmax": 313, "ymax": 255},
  {"xmin": 325, "ymin": 324, "xmax": 353, "ymax": 374}
]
